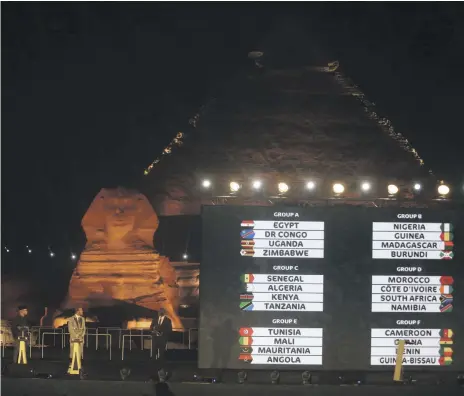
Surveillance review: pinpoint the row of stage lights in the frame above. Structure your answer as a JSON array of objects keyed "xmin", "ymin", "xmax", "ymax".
[
  {"xmin": 200, "ymin": 179, "xmax": 454, "ymax": 198},
  {"xmin": 3, "ymin": 245, "xmax": 77, "ymax": 260}
]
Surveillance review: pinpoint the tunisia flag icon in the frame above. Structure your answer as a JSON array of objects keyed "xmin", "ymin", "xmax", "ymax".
[{"xmin": 239, "ymin": 327, "xmax": 253, "ymax": 336}]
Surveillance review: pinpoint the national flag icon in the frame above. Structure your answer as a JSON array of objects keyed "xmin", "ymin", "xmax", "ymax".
[
  {"xmin": 439, "ymin": 347, "xmax": 453, "ymax": 357},
  {"xmin": 439, "ymin": 337, "xmax": 454, "ymax": 345},
  {"xmin": 440, "ymin": 251, "xmax": 454, "ymax": 260},
  {"xmin": 439, "ymin": 356, "xmax": 453, "ymax": 366},
  {"xmin": 440, "ymin": 329, "xmax": 454, "ymax": 339},
  {"xmin": 440, "ymin": 294, "xmax": 453, "ymax": 304},
  {"xmin": 440, "ymin": 276, "xmax": 454, "ymax": 285},
  {"xmin": 241, "ymin": 240, "xmax": 255, "ymax": 248},
  {"xmin": 440, "ymin": 303, "xmax": 453, "ymax": 313},
  {"xmin": 240, "ymin": 346, "xmax": 253, "ymax": 354},
  {"xmin": 444, "ymin": 241, "xmax": 454, "ymax": 251},
  {"xmin": 240, "ymin": 229, "xmax": 255, "ymax": 239},
  {"xmin": 238, "ymin": 354, "xmax": 252, "ymax": 363},
  {"xmin": 240, "ymin": 293, "xmax": 254, "ymax": 301},
  {"xmin": 241, "ymin": 274, "xmax": 254, "ymax": 283},
  {"xmin": 440, "ymin": 285, "xmax": 454, "ymax": 294},
  {"xmin": 440, "ymin": 223, "xmax": 453, "ymax": 232},
  {"xmin": 240, "ymin": 301, "xmax": 254, "ymax": 311},
  {"xmin": 241, "ymin": 220, "xmax": 255, "ymax": 228},
  {"xmin": 240, "ymin": 249, "xmax": 254, "ymax": 257},
  {"xmin": 440, "ymin": 232, "xmax": 453, "ymax": 242},
  {"xmin": 239, "ymin": 336, "xmax": 252, "ymax": 346},
  {"xmin": 239, "ymin": 327, "xmax": 253, "ymax": 337}
]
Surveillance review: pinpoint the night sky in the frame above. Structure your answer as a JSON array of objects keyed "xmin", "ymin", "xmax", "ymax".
[{"xmin": 2, "ymin": 3, "xmax": 464, "ymax": 282}]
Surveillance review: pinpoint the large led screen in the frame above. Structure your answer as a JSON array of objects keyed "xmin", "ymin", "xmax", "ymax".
[{"xmin": 199, "ymin": 205, "xmax": 463, "ymax": 370}]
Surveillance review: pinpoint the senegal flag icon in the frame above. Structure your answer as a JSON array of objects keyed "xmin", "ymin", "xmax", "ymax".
[{"xmin": 241, "ymin": 274, "xmax": 254, "ymax": 283}]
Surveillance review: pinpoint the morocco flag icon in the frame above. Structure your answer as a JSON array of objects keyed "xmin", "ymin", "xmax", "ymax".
[
  {"xmin": 439, "ymin": 276, "xmax": 454, "ymax": 285},
  {"xmin": 439, "ymin": 356, "xmax": 453, "ymax": 366}
]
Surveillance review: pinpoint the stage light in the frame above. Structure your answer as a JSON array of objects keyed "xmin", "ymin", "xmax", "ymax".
[
  {"xmin": 387, "ymin": 184, "xmax": 399, "ymax": 195},
  {"xmin": 119, "ymin": 368, "xmax": 131, "ymax": 381},
  {"xmin": 27, "ymin": 249, "xmax": 32, "ymax": 254},
  {"xmin": 230, "ymin": 181, "xmax": 240, "ymax": 192},
  {"xmin": 71, "ymin": 253, "xmax": 77, "ymax": 260},
  {"xmin": 413, "ymin": 183, "xmax": 421, "ymax": 191},
  {"xmin": 302, "ymin": 371, "xmax": 312, "ymax": 385},
  {"xmin": 332, "ymin": 183, "xmax": 344, "ymax": 194},
  {"xmin": 306, "ymin": 181, "xmax": 316, "ymax": 190},
  {"xmin": 361, "ymin": 182, "xmax": 371, "ymax": 192},
  {"xmin": 202, "ymin": 179, "xmax": 211, "ymax": 188},
  {"xmin": 183, "ymin": 253, "xmax": 188, "ymax": 260},
  {"xmin": 237, "ymin": 371, "xmax": 247, "ymax": 384},
  {"xmin": 252, "ymin": 180, "xmax": 262, "ymax": 190},
  {"xmin": 270, "ymin": 370, "xmax": 280, "ymax": 385},
  {"xmin": 278, "ymin": 182, "xmax": 289, "ymax": 194},
  {"xmin": 4, "ymin": 247, "xmax": 9, "ymax": 253},
  {"xmin": 49, "ymin": 252, "xmax": 55, "ymax": 258},
  {"xmin": 158, "ymin": 369, "xmax": 167, "ymax": 383},
  {"xmin": 438, "ymin": 184, "xmax": 450, "ymax": 196}
]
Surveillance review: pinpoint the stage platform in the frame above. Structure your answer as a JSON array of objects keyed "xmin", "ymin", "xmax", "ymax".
[{"xmin": 2, "ymin": 346, "xmax": 463, "ymax": 395}]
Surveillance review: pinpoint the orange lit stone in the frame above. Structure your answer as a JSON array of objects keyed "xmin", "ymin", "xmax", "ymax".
[{"xmin": 64, "ymin": 188, "xmax": 183, "ymax": 330}]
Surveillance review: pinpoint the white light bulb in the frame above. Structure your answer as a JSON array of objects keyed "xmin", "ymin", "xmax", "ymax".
[
  {"xmin": 252, "ymin": 180, "xmax": 262, "ymax": 190},
  {"xmin": 229, "ymin": 182, "xmax": 240, "ymax": 192},
  {"xmin": 437, "ymin": 185, "xmax": 450, "ymax": 196},
  {"xmin": 332, "ymin": 183, "xmax": 344, "ymax": 194},
  {"xmin": 388, "ymin": 184, "xmax": 399, "ymax": 195},
  {"xmin": 361, "ymin": 182, "xmax": 371, "ymax": 192},
  {"xmin": 50, "ymin": 252, "xmax": 55, "ymax": 257},
  {"xmin": 183, "ymin": 253, "xmax": 188, "ymax": 260},
  {"xmin": 202, "ymin": 180, "xmax": 211, "ymax": 188},
  {"xmin": 278, "ymin": 183, "xmax": 289, "ymax": 193},
  {"xmin": 306, "ymin": 181, "xmax": 315, "ymax": 190}
]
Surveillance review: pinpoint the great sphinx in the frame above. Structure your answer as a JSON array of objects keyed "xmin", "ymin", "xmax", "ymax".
[{"xmin": 64, "ymin": 187, "xmax": 182, "ymax": 329}]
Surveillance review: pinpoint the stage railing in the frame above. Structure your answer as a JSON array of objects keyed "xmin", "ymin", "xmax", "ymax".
[
  {"xmin": 188, "ymin": 328, "xmax": 197, "ymax": 349},
  {"xmin": 121, "ymin": 334, "xmax": 153, "ymax": 360},
  {"xmin": 31, "ymin": 326, "xmax": 64, "ymax": 347},
  {"xmin": 97, "ymin": 327, "xmax": 122, "ymax": 349}
]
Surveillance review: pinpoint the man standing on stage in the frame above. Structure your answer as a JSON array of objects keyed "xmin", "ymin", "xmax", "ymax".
[
  {"xmin": 68, "ymin": 307, "xmax": 86, "ymax": 361},
  {"xmin": 11, "ymin": 305, "xmax": 30, "ymax": 363},
  {"xmin": 150, "ymin": 308, "xmax": 172, "ymax": 363}
]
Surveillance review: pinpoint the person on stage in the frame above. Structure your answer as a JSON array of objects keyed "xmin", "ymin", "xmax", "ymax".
[
  {"xmin": 11, "ymin": 305, "xmax": 30, "ymax": 363},
  {"xmin": 68, "ymin": 307, "xmax": 86, "ymax": 361},
  {"xmin": 150, "ymin": 308, "xmax": 172, "ymax": 363}
]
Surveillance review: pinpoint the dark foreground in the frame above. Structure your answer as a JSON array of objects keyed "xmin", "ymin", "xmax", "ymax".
[{"xmin": 2, "ymin": 346, "xmax": 464, "ymax": 396}]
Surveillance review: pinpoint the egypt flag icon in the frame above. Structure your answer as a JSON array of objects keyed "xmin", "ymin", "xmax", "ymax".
[
  {"xmin": 439, "ymin": 356, "xmax": 453, "ymax": 366},
  {"xmin": 440, "ymin": 276, "xmax": 454, "ymax": 285},
  {"xmin": 240, "ymin": 229, "xmax": 255, "ymax": 239},
  {"xmin": 439, "ymin": 347, "xmax": 453, "ymax": 357},
  {"xmin": 440, "ymin": 329, "xmax": 454, "ymax": 339},
  {"xmin": 440, "ymin": 251, "xmax": 454, "ymax": 260},
  {"xmin": 241, "ymin": 274, "xmax": 255, "ymax": 283},
  {"xmin": 241, "ymin": 220, "xmax": 255, "ymax": 228}
]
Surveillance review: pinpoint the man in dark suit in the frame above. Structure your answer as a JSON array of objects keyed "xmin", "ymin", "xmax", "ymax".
[
  {"xmin": 11, "ymin": 305, "xmax": 30, "ymax": 363},
  {"xmin": 150, "ymin": 308, "xmax": 172, "ymax": 364}
]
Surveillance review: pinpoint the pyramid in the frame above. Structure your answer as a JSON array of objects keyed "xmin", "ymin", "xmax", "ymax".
[{"xmin": 145, "ymin": 19, "xmax": 430, "ymax": 215}]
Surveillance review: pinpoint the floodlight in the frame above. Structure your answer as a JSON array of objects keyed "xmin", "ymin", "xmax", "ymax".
[
  {"xmin": 230, "ymin": 181, "xmax": 240, "ymax": 193},
  {"xmin": 202, "ymin": 180, "xmax": 211, "ymax": 188},
  {"xmin": 183, "ymin": 253, "xmax": 188, "ymax": 260},
  {"xmin": 71, "ymin": 253, "xmax": 77, "ymax": 260},
  {"xmin": 332, "ymin": 183, "xmax": 344, "ymax": 194},
  {"xmin": 438, "ymin": 184, "xmax": 450, "ymax": 196},
  {"xmin": 278, "ymin": 182, "xmax": 289, "ymax": 194},
  {"xmin": 361, "ymin": 182, "xmax": 371, "ymax": 192},
  {"xmin": 387, "ymin": 184, "xmax": 399, "ymax": 195},
  {"xmin": 270, "ymin": 370, "xmax": 280, "ymax": 385},
  {"xmin": 252, "ymin": 180, "xmax": 262, "ymax": 190},
  {"xmin": 306, "ymin": 181, "xmax": 316, "ymax": 190},
  {"xmin": 50, "ymin": 252, "xmax": 55, "ymax": 258},
  {"xmin": 413, "ymin": 183, "xmax": 421, "ymax": 191}
]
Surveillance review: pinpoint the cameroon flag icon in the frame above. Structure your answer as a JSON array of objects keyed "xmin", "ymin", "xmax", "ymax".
[{"xmin": 440, "ymin": 329, "xmax": 454, "ymax": 339}]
